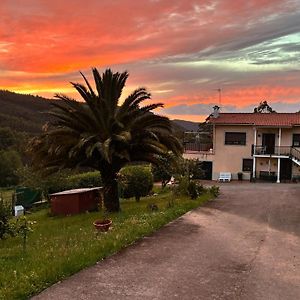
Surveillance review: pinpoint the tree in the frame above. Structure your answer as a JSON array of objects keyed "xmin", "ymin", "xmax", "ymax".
[
  {"xmin": 197, "ymin": 121, "xmax": 213, "ymax": 145},
  {"xmin": 119, "ymin": 165, "xmax": 153, "ymax": 202},
  {"xmin": 0, "ymin": 150, "xmax": 22, "ymax": 187},
  {"xmin": 178, "ymin": 158, "xmax": 204, "ymax": 180},
  {"xmin": 151, "ymin": 153, "xmax": 179, "ymax": 188},
  {"xmin": 253, "ymin": 101, "xmax": 276, "ymax": 113},
  {"xmin": 0, "ymin": 127, "xmax": 16, "ymax": 150},
  {"xmin": 29, "ymin": 68, "xmax": 182, "ymax": 212}
]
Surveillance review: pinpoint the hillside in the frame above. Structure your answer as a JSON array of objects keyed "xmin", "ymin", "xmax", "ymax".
[
  {"xmin": 172, "ymin": 119, "xmax": 199, "ymax": 131},
  {"xmin": 0, "ymin": 90, "xmax": 54, "ymax": 134},
  {"xmin": 0, "ymin": 90, "xmax": 193, "ymax": 135}
]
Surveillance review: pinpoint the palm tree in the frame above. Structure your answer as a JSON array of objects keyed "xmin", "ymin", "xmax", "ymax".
[
  {"xmin": 253, "ymin": 101, "xmax": 276, "ymax": 113},
  {"xmin": 30, "ymin": 68, "xmax": 182, "ymax": 212}
]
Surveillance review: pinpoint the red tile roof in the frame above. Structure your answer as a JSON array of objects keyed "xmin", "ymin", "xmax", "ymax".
[{"xmin": 208, "ymin": 113, "xmax": 300, "ymax": 127}]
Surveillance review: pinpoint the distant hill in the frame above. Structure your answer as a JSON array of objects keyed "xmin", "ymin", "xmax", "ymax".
[
  {"xmin": 0, "ymin": 90, "xmax": 55, "ymax": 134},
  {"xmin": 172, "ymin": 119, "xmax": 199, "ymax": 132},
  {"xmin": 0, "ymin": 90, "xmax": 191, "ymax": 136}
]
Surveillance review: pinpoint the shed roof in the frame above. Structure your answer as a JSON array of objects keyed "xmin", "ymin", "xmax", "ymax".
[
  {"xmin": 208, "ymin": 113, "xmax": 300, "ymax": 127},
  {"xmin": 50, "ymin": 187, "xmax": 102, "ymax": 196}
]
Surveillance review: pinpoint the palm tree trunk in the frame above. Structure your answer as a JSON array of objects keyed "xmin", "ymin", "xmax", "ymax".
[{"xmin": 102, "ymin": 173, "xmax": 120, "ymax": 212}]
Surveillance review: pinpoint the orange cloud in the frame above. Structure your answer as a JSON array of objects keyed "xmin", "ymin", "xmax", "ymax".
[{"xmin": 0, "ymin": 0, "xmax": 300, "ymax": 120}]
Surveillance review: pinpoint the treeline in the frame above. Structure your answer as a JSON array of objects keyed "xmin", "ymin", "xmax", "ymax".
[
  {"xmin": 0, "ymin": 91, "xmax": 56, "ymax": 186},
  {"xmin": 0, "ymin": 91, "xmax": 44, "ymax": 185},
  {"xmin": 0, "ymin": 127, "xmax": 27, "ymax": 186}
]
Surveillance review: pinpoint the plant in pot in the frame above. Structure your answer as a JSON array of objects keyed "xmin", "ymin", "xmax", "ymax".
[
  {"xmin": 93, "ymin": 212, "xmax": 112, "ymax": 232},
  {"xmin": 237, "ymin": 172, "xmax": 243, "ymax": 181}
]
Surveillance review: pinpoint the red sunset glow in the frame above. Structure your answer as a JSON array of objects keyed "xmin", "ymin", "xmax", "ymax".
[{"xmin": 1, "ymin": 0, "xmax": 300, "ymax": 120}]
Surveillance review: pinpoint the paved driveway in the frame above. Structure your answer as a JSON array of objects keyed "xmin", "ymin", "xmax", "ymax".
[{"xmin": 33, "ymin": 183, "xmax": 300, "ymax": 300}]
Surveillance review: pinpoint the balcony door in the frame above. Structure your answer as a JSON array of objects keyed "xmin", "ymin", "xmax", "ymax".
[{"xmin": 262, "ymin": 133, "xmax": 275, "ymax": 154}]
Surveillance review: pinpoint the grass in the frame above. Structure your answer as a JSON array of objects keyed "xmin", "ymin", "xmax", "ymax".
[
  {"xmin": 0, "ymin": 188, "xmax": 214, "ymax": 299},
  {"xmin": 0, "ymin": 188, "xmax": 13, "ymax": 203}
]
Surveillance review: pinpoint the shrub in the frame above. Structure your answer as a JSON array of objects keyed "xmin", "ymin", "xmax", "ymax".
[
  {"xmin": 67, "ymin": 172, "xmax": 102, "ymax": 189},
  {"xmin": 187, "ymin": 181, "xmax": 198, "ymax": 199},
  {"xmin": 119, "ymin": 165, "xmax": 153, "ymax": 202},
  {"xmin": 176, "ymin": 159, "xmax": 205, "ymax": 179},
  {"xmin": 151, "ymin": 153, "xmax": 180, "ymax": 188},
  {"xmin": 14, "ymin": 216, "xmax": 35, "ymax": 253},
  {"xmin": 17, "ymin": 167, "xmax": 72, "ymax": 199},
  {"xmin": 173, "ymin": 176, "xmax": 190, "ymax": 196},
  {"xmin": 174, "ymin": 177, "xmax": 206, "ymax": 200},
  {"xmin": 17, "ymin": 167, "xmax": 102, "ymax": 199},
  {"xmin": 209, "ymin": 185, "xmax": 220, "ymax": 197},
  {"xmin": 0, "ymin": 196, "xmax": 13, "ymax": 239}
]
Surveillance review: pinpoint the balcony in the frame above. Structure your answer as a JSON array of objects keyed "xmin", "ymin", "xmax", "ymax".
[
  {"xmin": 252, "ymin": 145, "xmax": 300, "ymax": 162},
  {"xmin": 183, "ymin": 132, "xmax": 213, "ymax": 153},
  {"xmin": 184, "ymin": 142, "xmax": 213, "ymax": 153}
]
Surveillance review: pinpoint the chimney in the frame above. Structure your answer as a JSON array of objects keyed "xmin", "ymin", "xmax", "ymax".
[{"xmin": 212, "ymin": 105, "xmax": 220, "ymax": 118}]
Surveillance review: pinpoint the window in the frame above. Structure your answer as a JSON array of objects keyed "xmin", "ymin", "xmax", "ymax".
[
  {"xmin": 242, "ymin": 159, "xmax": 253, "ymax": 172},
  {"xmin": 293, "ymin": 134, "xmax": 300, "ymax": 147},
  {"xmin": 225, "ymin": 132, "xmax": 246, "ymax": 145}
]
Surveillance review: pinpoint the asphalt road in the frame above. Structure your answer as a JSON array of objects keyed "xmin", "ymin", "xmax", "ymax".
[{"xmin": 33, "ymin": 183, "xmax": 300, "ymax": 300}]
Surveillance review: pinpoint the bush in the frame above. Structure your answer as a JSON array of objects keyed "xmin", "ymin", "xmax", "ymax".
[
  {"xmin": 209, "ymin": 185, "xmax": 220, "ymax": 197},
  {"xmin": 17, "ymin": 167, "xmax": 102, "ymax": 199},
  {"xmin": 176, "ymin": 159, "xmax": 205, "ymax": 180},
  {"xmin": 151, "ymin": 153, "xmax": 179, "ymax": 188},
  {"xmin": 173, "ymin": 176, "xmax": 190, "ymax": 196},
  {"xmin": 119, "ymin": 165, "xmax": 153, "ymax": 202},
  {"xmin": 187, "ymin": 181, "xmax": 198, "ymax": 199},
  {"xmin": 0, "ymin": 196, "xmax": 13, "ymax": 239},
  {"xmin": 17, "ymin": 167, "xmax": 72, "ymax": 199},
  {"xmin": 66, "ymin": 172, "xmax": 102, "ymax": 189},
  {"xmin": 174, "ymin": 177, "xmax": 206, "ymax": 200}
]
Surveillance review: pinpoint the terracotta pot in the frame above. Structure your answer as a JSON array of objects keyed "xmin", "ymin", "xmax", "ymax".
[{"xmin": 93, "ymin": 219, "xmax": 112, "ymax": 232}]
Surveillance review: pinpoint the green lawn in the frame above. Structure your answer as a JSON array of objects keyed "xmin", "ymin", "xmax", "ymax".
[{"xmin": 0, "ymin": 189, "xmax": 214, "ymax": 299}]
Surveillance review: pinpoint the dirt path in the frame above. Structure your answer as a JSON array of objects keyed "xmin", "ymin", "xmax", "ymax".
[{"xmin": 33, "ymin": 183, "xmax": 300, "ymax": 300}]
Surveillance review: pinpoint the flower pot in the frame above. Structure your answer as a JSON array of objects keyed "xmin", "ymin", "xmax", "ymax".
[{"xmin": 93, "ymin": 219, "xmax": 112, "ymax": 232}]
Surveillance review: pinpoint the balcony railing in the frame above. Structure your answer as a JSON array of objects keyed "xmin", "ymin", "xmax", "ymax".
[
  {"xmin": 252, "ymin": 145, "xmax": 298, "ymax": 157},
  {"xmin": 184, "ymin": 142, "xmax": 213, "ymax": 152},
  {"xmin": 183, "ymin": 131, "xmax": 213, "ymax": 153}
]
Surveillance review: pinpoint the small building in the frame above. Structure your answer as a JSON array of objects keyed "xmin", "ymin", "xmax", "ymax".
[
  {"xmin": 50, "ymin": 187, "xmax": 102, "ymax": 216},
  {"xmin": 184, "ymin": 107, "xmax": 300, "ymax": 182}
]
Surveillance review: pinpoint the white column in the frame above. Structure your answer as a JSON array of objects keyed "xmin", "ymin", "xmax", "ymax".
[
  {"xmin": 253, "ymin": 127, "xmax": 257, "ymax": 179},
  {"xmin": 277, "ymin": 158, "xmax": 281, "ymax": 183},
  {"xmin": 253, "ymin": 157, "xmax": 256, "ymax": 180}
]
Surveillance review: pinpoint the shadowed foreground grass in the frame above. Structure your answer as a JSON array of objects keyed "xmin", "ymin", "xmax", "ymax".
[{"xmin": 0, "ymin": 189, "xmax": 214, "ymax": 299}]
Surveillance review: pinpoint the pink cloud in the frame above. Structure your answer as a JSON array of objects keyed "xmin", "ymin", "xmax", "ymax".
[{"xmin": 0, "ymin": 0, "xmax": 300, "ymax": 119}]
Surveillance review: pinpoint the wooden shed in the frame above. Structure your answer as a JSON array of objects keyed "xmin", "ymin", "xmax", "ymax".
[{"xmin": 50, "ymin": 187, "xmax": 102, "ymax": 216}]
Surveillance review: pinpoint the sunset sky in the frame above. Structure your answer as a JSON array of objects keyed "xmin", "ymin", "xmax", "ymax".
[{"xmin": 1, "ymin": 0, "xmax": 300, "ymax": 121}]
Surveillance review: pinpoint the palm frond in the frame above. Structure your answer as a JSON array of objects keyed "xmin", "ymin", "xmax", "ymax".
[{"xmin": 31, "ymin": 68, "xmax": 182, "ymax": 174}]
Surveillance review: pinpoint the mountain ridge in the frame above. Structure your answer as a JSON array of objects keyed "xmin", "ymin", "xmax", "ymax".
[{"xmin": 0, "ymin": 90, "xmax": 198, "ymax": 134}]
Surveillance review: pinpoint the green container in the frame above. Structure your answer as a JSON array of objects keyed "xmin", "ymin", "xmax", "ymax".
[{"xmin": 15, "ymin": 187, "xmax": 42, "ymax": 209}]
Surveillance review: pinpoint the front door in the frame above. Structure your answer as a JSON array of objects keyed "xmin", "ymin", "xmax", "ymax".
[
  {"xmin": 262, "ymin": 133, "xmax": 275, "ymax": 154},
  {"xmin": 280, "ymin": 158, "xmax": 292, "ymax": 181},
  {"xmin": 201, "ymin": 161, "xmax": 213, "ymax": 180}
]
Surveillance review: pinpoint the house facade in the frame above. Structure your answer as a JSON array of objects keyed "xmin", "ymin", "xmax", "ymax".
[{"xmin": 183, "ymin": 107, "xmax": 300, "ymax": 182}]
